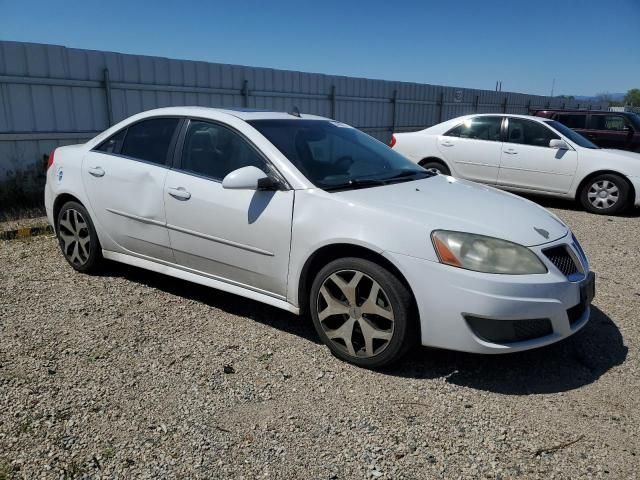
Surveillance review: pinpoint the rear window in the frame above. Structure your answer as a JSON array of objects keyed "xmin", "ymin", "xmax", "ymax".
[{"xmin": 555, "ymin": 114, "xmax": 587, "ymax": 129}]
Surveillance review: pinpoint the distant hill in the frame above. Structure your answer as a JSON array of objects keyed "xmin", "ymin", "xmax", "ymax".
[{"xmin": 571, "ymin": 93, "xmax": 626, "ymax": 102}]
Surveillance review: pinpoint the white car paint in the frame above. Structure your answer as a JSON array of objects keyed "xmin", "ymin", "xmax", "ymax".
[
  {"xmin": 45, "ymin": 107, "xmax": 594, "ymax": 356},
  {"xmin": 392, "ymin": 113, "xmax": 640, "ymax": 205}
]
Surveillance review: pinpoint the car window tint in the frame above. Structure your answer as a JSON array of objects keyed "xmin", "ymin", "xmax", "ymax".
[
  {"xmin": 444, "ymin": 117, "xmax": 502, "ymax": 141},
  {"xmin": 591, "ymin": 115, "xmax": 627, "ymax": 131},
  {"xmin": 506, "ymin": 118, "xmax": 559, "ymax": 147},
  {"xmin": 556, "ymin": 114, "xmax": 586, "ymax": 129},
  {"xmin": 120, "ymin": 118, "xmax": 179, "ymax": 165},
  {"xmin": 95, "ymin": 129, "xmax": 126, "ymax": 154},
  {"xmin": 180, "ymin": 120, "xmax": 267, "ymax": 180}
]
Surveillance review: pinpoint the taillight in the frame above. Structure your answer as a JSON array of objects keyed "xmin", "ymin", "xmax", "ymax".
[
  {"xmin": 46, "ymin": 149, "xmax": 56, "ymax": 170},
  {"xmin": 388, "ymin": 134, "xmax": 396, "ymax": 148}
]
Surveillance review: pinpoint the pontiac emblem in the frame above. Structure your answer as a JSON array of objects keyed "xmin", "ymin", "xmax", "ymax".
[{"xmin": 534, "ymin": 227, "xmax": 550, "ymax": 239}]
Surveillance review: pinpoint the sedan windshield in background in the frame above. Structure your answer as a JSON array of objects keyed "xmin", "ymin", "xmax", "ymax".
[
  {"xmin": 248, "ymin": 119, "xmax": 431, "ymax": 190},
  {"xmin": 545, "ymin": 120, "xmax": 599, "ymax": 149}
]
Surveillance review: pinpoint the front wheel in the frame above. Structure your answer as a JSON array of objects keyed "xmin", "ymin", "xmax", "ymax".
[
  {"xmin": 309, "ymin": 257, "xmax": 417, "ymax": 368},
  {"xmin": 420, "ymin": 161, "xmax": 450, "ymax": 176},
  {"xmin": 579, "ymin": 174, "xmax": 630, "ymax": 215},
  {"xmin": 56, "ymin": 201, "xmax": 103, "ymax": 272}
]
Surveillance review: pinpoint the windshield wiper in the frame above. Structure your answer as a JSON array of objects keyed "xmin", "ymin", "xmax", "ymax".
[
  {"xmin": 383, "ymin": 170, "xmax": 433, "ymax": 183},
  {"xmin": 323, "ymin": 178, "xmax": 387, "ymax": 192}
]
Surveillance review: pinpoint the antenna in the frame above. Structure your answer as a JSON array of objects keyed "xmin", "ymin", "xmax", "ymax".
[{"xmin": 289, "ymin": 106, "xmax": 301, "ymax": 118}]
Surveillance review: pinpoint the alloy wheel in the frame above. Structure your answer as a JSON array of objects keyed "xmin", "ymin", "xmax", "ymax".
[
  {"xmin": 316, "ymin": 270, "xmax": 395, "ymax": 358},
  {"xmin": 587, "ymin": 180, "xmax": 619, "ymax": 209},
  {"xmin": 58, "ymin": 208, "xmax": 91, "ymax": 266}
]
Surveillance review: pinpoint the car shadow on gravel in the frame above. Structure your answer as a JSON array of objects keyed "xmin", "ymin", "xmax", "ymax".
[
  {"xmin": 96, "ymin": 263, "xmax": 625, "ymax": 394},
  {"xmin": 95, "ymin": 262, "xmax": 320, "ymax": 344},
  {"xmin": 389, "ymin": 306, "xmax": 627, "ymax": 395}
]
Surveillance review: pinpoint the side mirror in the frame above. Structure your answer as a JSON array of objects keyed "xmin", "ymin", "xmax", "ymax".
[
  {"xmin": 549, "ymin": 139, "xmax": 569, "ymax": 150},
  {"xmin": 222, "ymin": 166, "xmax": 281, "ymax": 191}
]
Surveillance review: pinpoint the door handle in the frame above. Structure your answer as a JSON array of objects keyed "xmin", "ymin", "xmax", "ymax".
[
  {"xmin": 168, "ymin": 187, "xmax": 191, "ymax": 201},
  {"xmin": 440, "ymin": 141, "xmax": 455, "ymax": 147},
  {"xmin": 503, "ymin": 149, "xmax": 518, "ymax": 155},
  {"xmin": 88, "ymin": 166, "xmax": 105, "ymax": 177}
]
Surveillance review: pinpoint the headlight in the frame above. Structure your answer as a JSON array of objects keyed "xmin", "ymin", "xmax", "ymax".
[{"xmin": 431, "ymin": 230, "xmax": 547, "ymax": 274}]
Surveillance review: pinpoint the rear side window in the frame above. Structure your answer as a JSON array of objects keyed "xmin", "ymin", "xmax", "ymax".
[
  {"xmin": 556, "ymin": 114, "xmax": 587, "ymax": 129},
  {"xmin": 180, "ymin": 120, "xmax": 267, "ymax": 181},
  {"xmin": 444, "ymin": 117, "xmax": 502, "ymax": 141},
  {"xmin": 590, "ymin": 115, "xmax": 627, "ymax": 131},
  {"xmin": 506, "ymin": 118, "xmax": 559, "ymax": 147},
  {"xmin": 120, "ymin": 118, "xmax": 180, "ymax": 165},
  {"xmin": 95, "ymin": 129, "xmax": 126, "ymax": 153}
]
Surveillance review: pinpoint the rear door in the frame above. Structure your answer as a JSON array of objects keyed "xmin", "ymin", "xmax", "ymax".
[
  {"xmin": 436, "ymin": 116, "xmax": 504, "ymax": 184},
  {"xmin": 82, "ymin": 117, "xmax": 180, "ymax": 261},
  {"xmin": 497, "ymin": 117, "xmax": 577, "ymax": 193},
  {"xmin": 163, "ymin": 119, "xmax": 294, "ymax": 297}
]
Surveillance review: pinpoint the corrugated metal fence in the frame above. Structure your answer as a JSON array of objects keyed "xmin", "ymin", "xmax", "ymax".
[{"xmin": 0, "ymin": 41, "xmax": 605, "ymax": 206}]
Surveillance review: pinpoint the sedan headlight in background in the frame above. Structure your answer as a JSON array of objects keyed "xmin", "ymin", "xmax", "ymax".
[{"xmin": 431, "ymin": 230, "xmax": 547, "ymax": 275}]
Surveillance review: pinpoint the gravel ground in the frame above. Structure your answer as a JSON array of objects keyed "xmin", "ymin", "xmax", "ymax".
[{"xmin": 1, "ymin": 200, "xmax": 638, "ymax": 479}]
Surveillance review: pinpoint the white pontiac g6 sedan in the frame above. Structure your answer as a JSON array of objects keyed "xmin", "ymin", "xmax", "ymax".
[
  {"xmin": 45, "ymin": 107, "xmax": 595, "ymax": 368},
  {"xmin": 390, "ymin": 114, "xmax": 640, "ymax": 214}
]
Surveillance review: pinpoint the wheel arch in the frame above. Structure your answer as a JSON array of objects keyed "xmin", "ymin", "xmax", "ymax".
[
  {"xmin": 297, "ymin": 243, "xmax": 418, "ymax": 320},
  {"xmin": 52, "ymin": 193, "xmax": 85, "ymax": 232},
  {"xmin": 575, "ymin": 170, "xmax": 635, "ymax": 204},
  {"xmin": 418, "ymin": 156, "xmax": 451, "ymax": 173}
]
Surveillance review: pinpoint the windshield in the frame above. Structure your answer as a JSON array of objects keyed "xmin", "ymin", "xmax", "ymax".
[
  {"xmin": 248, "ymin": 119, "xmax": 431, "ymax": 190},
  {"xmin": 544, "ymin": 120, "xmax": 599, "ymax": 149},
  {"xmin": 629, "ymin": 113, "xmax": 640, "ymax": 129}
]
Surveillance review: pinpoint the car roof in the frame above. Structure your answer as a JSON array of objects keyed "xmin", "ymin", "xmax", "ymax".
[
  {"xmin": 132, "ymin": 106, "xmax": 330, "ymax": 122},
  {"xmin": 534, "ymin": 109, "xmax": 622, "ymax": 115}
]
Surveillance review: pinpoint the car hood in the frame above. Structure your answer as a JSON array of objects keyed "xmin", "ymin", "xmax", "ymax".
[{"xmin": 333, "ymin": 175, "xmax": 568, "ymax": 247}]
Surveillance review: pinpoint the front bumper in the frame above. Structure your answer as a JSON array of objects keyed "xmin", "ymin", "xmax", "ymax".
[{"xmin": 385, "ymin": 237, "xmax": 593, "ymax": 354}]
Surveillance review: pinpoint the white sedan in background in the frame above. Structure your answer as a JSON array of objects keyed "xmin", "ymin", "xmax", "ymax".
[
  {"xmin": 390, "ymin": 114, "xmax": 640, "ymax": 214},
  {"xmin": 46, "ymin": 107, "xmax": 594, "ymax": 368}
]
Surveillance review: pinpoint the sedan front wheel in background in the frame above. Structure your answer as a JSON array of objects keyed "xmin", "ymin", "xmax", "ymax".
[
  {"xmin": 579, "ymin": 173, "xmax": 629, "ymax": 215},
  {"xmin": 309, "ymin": 257, "xmax": 417, "ymax": 368}
]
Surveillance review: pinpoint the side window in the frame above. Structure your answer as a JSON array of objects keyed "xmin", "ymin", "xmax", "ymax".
[
  {"xmin": 120, "ymin": 118, "xmax": 180, "ymax": 165},
  {"xmin": 590, "ymin": 115, "xmax": 627, "ymax": 131},
  {"xmin": 556, "ymin": 114, "xmax": 586, "ymax": 129},
  {"xmin": 95, "ymin": 129, "xmax": 126, "ymax": 154},
  {"xmin": 444, "ymin": 117, "xmax": 502, "ymax": 141},
  {"xmin": 180, "ymin": 120, "xmax": 267, "ymax": 181},
  {"xmin": 507, "ymin": 118, "xmax": 559, "ymax": 147}
]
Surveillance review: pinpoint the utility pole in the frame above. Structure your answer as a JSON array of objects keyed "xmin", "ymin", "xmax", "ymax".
[{"xmin": 550, "ymin": 78, "xmax": 555, "ymax": 97}]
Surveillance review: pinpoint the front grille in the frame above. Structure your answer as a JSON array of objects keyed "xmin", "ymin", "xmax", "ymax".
[
  {"xmin": 567, "ymin": 300, "xmax": 587, "ymax": 327},
  {"xmin": 465, "ymin": 316, "xmax": 553, "ymax": 344},
  {"xmin": 543, "ymin": 245, "xmax": 579, "ymax": 276}
]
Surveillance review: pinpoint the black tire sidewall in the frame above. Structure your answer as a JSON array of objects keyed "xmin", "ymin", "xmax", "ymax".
[
  {"xmin": 579, "ymin": 174, "xmax": 629, "ymax": 214},
  {"xmin": 309, "ymin": 257, "xmax": 417, "ymax": 369},
  {"xmin": 421, "ymin": 161, "xmax": 450, "ymax": 175},
  {"xmin": 56, "ymin": 201, "xmax": 102, "ymax": 272}
]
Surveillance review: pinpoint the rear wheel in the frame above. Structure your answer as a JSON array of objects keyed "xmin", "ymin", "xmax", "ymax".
[
  {"xmin": 579, "ymin": 173, "xmax": 629, "ymax": 215},
  {"xmin": 56, "ymin": 201, "xmax": 102, "ymax": 272},
  {"xmin": 309, "ymin": 257, "xmax": 417, "ymax": 368},
  {"xmin": 420, "ymin": 160, "xmax": 450, "ymax": 176}
]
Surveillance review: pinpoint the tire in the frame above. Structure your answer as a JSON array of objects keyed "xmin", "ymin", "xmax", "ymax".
[
  {"xmin": 420, "ymin": 161, "xmax": 450, "ymax": 176},
  {"xmin": 309, "ymin": 257, "xmax": 417, "ymax": 368},
  {"xmin": 579, "ymin": 173, "xmax": 630, "ymax": 215},
  {"xmin": 56, "ymin": 201, "xmax": 103, "ymax": 273}
]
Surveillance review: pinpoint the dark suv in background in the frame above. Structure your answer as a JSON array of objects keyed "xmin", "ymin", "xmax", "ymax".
[{"xmin": 532, "ymin": 110, "xmax": 640, "ymax": 152}]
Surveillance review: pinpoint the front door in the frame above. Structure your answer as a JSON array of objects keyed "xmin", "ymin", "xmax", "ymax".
[
  {"xmin": 498, "ymin": 117, "xmax": 578, "ymax": 193},
  {"xmin": 164, "ymin": 119, "xmax": 294, "ymax": 298},
  {"xmin": 436, "ymin": 116, "xmax": 504, "ymax": 184}
]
